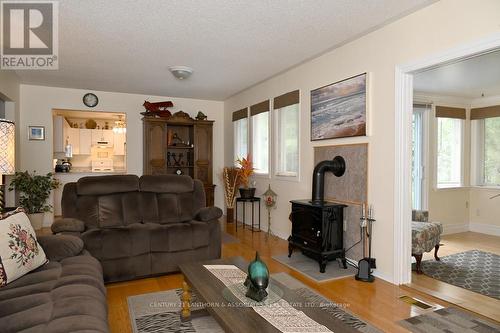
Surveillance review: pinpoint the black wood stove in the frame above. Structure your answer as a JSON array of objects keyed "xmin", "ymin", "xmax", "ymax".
[{"xmin": 288, "ymin": 156, "xmax": 348, "ymax": 273}]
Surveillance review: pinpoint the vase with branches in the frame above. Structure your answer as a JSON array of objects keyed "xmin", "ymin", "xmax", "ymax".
[{"xmin": 222, "ymin": 167, "xmax": 241, "ymax": 223}]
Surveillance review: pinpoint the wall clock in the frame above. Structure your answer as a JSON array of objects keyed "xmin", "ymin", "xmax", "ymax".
[{"xmin": 83, "ymin": 93, "xmax": 98, "ymax": 107}]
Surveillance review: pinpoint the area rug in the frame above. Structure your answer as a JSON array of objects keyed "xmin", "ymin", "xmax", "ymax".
[
  {"xmin": 399, "ymin": 307, "xmax": 500, "ymax": 333},
  {"xmin": 272, "ymin": 252, "xmax": 357, "ymax": 282},
  {"xmin": 421, "ymin": 250, "xmax": 500, "ymax": 300},
  {"xmin": 128, "ymin": 272, "xmax": 381, "ymax": 333}
]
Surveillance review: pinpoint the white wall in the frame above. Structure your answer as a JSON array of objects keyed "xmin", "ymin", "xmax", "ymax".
[
  {"xmin": 224, "ymin": 0, "xmax": 500, "ymax": 282},
  {"xmin": 19, "ymin": 85, "xmax": 225, "ymax": 225}
]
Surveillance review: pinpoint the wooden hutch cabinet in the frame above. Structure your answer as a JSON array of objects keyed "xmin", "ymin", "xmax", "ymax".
[{"xmin": 142, "ymin": 112, "xmax": 215, "ymax": 206}]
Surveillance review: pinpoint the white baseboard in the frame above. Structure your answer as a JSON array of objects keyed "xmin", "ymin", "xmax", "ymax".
[
  {"xmin": 372, "ymin": 270, "xmax": 394, "ymax": 284},
  {"xmin": 469, "ymin": 223, "xmax": 500, "ymax": 236},
  {"xmin": 442, "ymin": 223, "xmax": 469, "ymax": 235}
]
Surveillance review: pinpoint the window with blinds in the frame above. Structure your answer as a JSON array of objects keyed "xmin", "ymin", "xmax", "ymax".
[
  {"xmin": 250, "ymin": 100, "xmax": 270, "ymax": 174},
  {"xmin": 435, "ymin": 106, "xmax": 465, "ymax": 188},
  {"xmin": 232, "ymin": 108, "xmax": 248, "ymax": 164},
  {"xmin": 274, "ymin": 90, "xmax": 299, "ymax": 177},
  {"xmin": 471, "ymin": 105, "xmax": 500, "ymax": 186}
]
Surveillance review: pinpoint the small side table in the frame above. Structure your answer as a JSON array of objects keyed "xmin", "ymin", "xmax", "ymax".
[{"xmin": 235, "ymin": 197, "xmax": 261, "ymax": 232}]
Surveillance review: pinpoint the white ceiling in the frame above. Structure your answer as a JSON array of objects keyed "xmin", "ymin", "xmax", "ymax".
[
  {"xmin": 414, "ymin": 50, "xmax": 500, "ymax": 99},
  {"xmin": 16, "ymin": 0, "xmax": 435, "ymax": 100}
]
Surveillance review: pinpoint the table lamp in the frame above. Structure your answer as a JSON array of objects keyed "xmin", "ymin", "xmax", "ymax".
[{"xmin": 0, "ymin": 119, "xmax": 15, "ymax": 212}]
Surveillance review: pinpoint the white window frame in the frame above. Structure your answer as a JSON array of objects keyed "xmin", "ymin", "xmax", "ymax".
[
  {"xmin": 412, "ymin": 106, "xmax": 429, "ymax": 210},
  {"xmin": 273, "ymin": 101, "xmax": 300, "ymax": 181},
  {"xmin": 250, "ymin": 110, "xmax": 270, "ymax": 177},
  {"xmin": 233, "ymin": 114, "xmax": 248, "ymax": 165},
  {"xmin": 471, "ymin": 118, "xmax": 500, "ymax": 188},
  {"xmin": 434, "ymin": 115, "xmax": 465, "ymax": 189}
]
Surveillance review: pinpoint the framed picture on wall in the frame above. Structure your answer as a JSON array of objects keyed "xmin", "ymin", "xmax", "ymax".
[
  {"xmin": 311, "ymin": 73, "xmax": 367, "ymax": 140},
  {"xmin": 28, "ymin": 126, "xmax": 45, "ymax": 141}
]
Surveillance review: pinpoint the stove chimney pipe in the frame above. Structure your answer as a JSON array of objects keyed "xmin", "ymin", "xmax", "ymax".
[{"xmin": 311, "ymin": 156, "xmax": 346, "ymax": 205}]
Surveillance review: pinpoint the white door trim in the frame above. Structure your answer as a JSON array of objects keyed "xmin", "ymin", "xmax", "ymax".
[{"xmin": 393, "ymin": 32, "xmax": 500, "ymax": 285}]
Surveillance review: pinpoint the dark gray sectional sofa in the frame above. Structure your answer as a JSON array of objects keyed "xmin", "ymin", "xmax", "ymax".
[
  {"xmin": 51, "ymin": 174, "xmax": 222, "ymax": 283},
  {"xmin": 0, "ymin": 235, "xmax": 108, "ymax": 333},
  {"xmin": 0, "ymin": 174, "xmax": 221, "ymax": 332}
]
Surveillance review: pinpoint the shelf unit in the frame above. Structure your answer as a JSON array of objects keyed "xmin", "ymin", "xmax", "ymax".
[{"xmin": 143, "ymin": 113, "xmax": 215, "ymax": 206}]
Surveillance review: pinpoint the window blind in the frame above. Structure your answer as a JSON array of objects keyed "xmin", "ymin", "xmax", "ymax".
[
  {"xmin": 250, "ymin": 100, "xmax": 270, "ymax": 116},
  {"xmin": 232, "ymin": 108, "xmax": 248, "ymax": 122},
  {"xmin": 274, "ymin": 90, "xmax": 299, "ymax": 110},
  {"xmin": 435, "ymin": 106, "xmax": 466, "ymax": 119},
  {"xmin": 470, "ymin": 105, "xmax": 500, "ymax": 120}
]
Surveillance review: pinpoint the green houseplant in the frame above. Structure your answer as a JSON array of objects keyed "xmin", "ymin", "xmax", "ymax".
[{"xmin": 8, "ymin": 171, "xmax": 60, "ymax": 230}]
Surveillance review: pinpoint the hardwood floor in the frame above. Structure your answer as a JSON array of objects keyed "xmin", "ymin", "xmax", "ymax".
[
  {"xmin": 411, "ymin": 232, "xmax": 500, "ymax": 322},
  {"xmin": 106, "ymin": 220, "xmax": 467, "ymax": 333}
]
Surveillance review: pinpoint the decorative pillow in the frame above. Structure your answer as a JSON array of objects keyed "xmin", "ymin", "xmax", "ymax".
[
  {"xmin": 0, "ymin": 207, "xmax": 26, "ymax": 220},
  {"xmin": 0, "ymin": 210, "xmax": 48, "ymax": 287}
]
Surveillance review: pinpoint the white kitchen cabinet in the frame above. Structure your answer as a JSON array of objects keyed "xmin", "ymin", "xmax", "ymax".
[
  {"xmin": 113, "ymin": 132, "xmax": 126, "ymax": 155},
  {"xmin": 53, "ymin": 116, "xmax": 65, "ymax": 153},
  {"xmin": 91, "ymin": 129, "xmax": 114, "ymax": 145},
  {"xmin": 79, "ymin": 129, "xmax": 92, "ymax": 155},
  {"xmin": 66, "ymin": 128, "xmax": 80, "ymax": 155},
  {"xmin": 53, "ymin": 116, "xmax": 80, "ymax": 154}
]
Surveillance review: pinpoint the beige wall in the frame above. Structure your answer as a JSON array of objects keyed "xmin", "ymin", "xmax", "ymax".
[
  {"xmin": 224, "ymin": 0, "xmax": 500, "ymax": 282},
  {"xmin": 19, "ymin": 84, "xmax": 225, "ymax": 225},
  {"xmin": 469, "ymin": 188, "xmax": 500, "ymax": 230}
]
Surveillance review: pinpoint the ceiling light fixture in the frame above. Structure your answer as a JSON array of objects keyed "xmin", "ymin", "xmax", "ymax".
[
  {"xmin": 113, "ymin": 115, "xmax": 126, "ymax": 134},
  {"xmin": 169, "ymin": 66, "xmax": 193, "ymax": 80}
]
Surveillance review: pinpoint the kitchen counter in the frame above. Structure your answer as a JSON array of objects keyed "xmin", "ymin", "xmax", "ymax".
[{"xmin": 54, "ymin": 168, "xmax": 127, "ymax": 174}]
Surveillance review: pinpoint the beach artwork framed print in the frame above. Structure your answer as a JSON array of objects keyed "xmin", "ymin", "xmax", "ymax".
[{"xmin": 311, "ymin": 73, "xmax": 367, "ymax": 140}]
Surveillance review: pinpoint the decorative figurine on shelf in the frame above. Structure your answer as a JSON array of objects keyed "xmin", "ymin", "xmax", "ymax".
[
  {"xmin": 263, "ymin": 185, "xmax": 278, "ymax": 237},
  {"xmin": 170, "ymin": 110, "xmax": 194, "ymax": 121},
  {"xmin": 166, "ymin": 152, "xmax": 172, "ymax": 166},
  {"xmin": 196, "ymin": 111, "xmax": 207, "ymax": 120},
  {"xmin": 244, "ymin": 252, "xmax": 269, "ymax": 302},
  {"xmin": 141, "ymin": 101, "xmax": 174, "ymax": 118},
  {"xmin": 173, "ymin": 153, "xmax": 183, "ymax": 166},
  {"xmin": 171, "ymin": 133, "xmax": 187, "ymax": 146}
]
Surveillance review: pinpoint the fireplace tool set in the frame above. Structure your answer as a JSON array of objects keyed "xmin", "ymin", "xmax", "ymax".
[{"xmin": 355, "ymin": 205, "xmax": 376, "ymax": 282}]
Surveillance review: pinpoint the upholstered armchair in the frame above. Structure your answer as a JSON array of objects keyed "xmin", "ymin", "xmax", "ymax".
[{"xmin": 412, "ymin": 210, "xmax": 443, "ymax": 274}]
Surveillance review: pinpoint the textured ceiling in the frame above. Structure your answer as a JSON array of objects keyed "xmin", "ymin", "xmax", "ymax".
[
  {"xmin": 414, "ymin": 50, "xmax": 500, "ymax": 99},
  {"xmin": 17, "ymin": 0, "xmax": 435, "ymax": 100}
]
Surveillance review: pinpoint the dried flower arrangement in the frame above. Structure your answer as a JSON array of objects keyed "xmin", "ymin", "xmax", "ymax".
[
  {"xmin": 236, "ymin": 155, "xmax": 254, "ymax": 189},
  {"xmin": 222, "ymin": 167, "xmax": 241, "ymax": 209}
]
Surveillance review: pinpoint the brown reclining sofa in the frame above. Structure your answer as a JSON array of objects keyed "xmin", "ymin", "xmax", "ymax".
[{"xmin": 51, "ymin": 174, "xmax": 222, "ymax": 283}]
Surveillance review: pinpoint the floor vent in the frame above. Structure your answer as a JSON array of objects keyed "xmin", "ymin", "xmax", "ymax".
[{"xmin": 399, "ymin": 295, "xmax": 433, "ymax": 309}]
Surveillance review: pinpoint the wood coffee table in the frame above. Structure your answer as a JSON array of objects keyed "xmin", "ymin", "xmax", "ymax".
[{"xmin": 179, "ymin": 256, "xmax": 358, "ymax": 333}]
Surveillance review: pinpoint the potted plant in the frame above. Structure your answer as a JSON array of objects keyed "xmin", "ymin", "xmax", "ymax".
[
  {"xmin": 236, "ymin": 155, "xmax": 255, "ymax": 199},
  {"xmin": 8, "ymin": 171, "xmax": 60, "ymax": 230}
]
